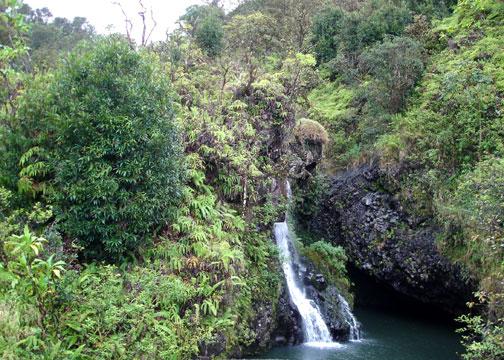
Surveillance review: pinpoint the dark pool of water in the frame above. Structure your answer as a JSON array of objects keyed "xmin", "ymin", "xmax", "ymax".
[{"xmin": 255, "ymin": 305, "xmax": 463, "ymax": 360}]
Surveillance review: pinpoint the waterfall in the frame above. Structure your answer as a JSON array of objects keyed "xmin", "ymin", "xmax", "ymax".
[
  {"xmin": 337, "ymin": 294, "xmax": 361, "ymax": 341},
  {"xmin": 274, "ymin": 222, "xmax": 333, "ymax": 343},
  {"xmin": 274, "ymin": 180, "xmax": 360, "ymax": 345}
]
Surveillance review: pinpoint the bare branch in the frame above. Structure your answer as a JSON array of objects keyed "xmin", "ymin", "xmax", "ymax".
[
  {"xmin": 113, "ymin": 1, "xmax": 134, "ymax": 48},
  {"xmin": 145, "ymin": 6, "xmax": 157, "ymax": 45},
  {"xmin": 138, "ymin": 0, "xmax": 147, "ymax": 46},
  {"xmin": 136, "ymin": 0, "xmax": 157, "ymax": 46}
]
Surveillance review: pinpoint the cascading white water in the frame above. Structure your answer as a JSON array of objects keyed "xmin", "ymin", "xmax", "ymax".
[
  {"xmin": 274, "ymin": 180, "xmax": 360, "ymax": 346},
  {"xmin": 274, "ymin": 222, "xmax": 333, "ymax": 343},
  {"xmin": 337, "ymin": 294, "xmax": 361, "ymax": 341}
]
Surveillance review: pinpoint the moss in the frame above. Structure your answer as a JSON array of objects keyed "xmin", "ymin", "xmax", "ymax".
[
  {"xmin": 293, "ymin": 118, "xmax": 329, "ymax": 145},
  {"xmin": 301, "ymin": 241, "xmax": 352, "ymax": 302}
]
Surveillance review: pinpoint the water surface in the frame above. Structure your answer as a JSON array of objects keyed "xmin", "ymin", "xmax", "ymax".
[{"xmin": 256, "ymin": 306, "xmax": 463, "ymax": 360}]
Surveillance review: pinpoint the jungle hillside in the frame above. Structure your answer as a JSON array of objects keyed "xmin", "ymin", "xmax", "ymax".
[{"xmin": 0, "ymin": 0, "xmax": 503, "ymax": 359}]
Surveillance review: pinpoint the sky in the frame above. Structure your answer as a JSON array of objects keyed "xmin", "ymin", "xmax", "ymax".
[{"xmin": 24, "ymin": 0, "xmax": 235, "ymax": 43}]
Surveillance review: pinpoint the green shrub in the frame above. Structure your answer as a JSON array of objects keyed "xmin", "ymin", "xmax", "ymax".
[
  {"xmin": 180, "ymin": 5, "xmax": 224, "ymax": 57},
  {"xmin": 0, "ymin": 225, "xmax": 242, "ymax": 359},
  {"xmin": 310, "ymin": 7, "xmax": 345, "ymax": 64},
  {"xmin": 457, "ymin": 314, "xmax": 504, "ymax": 360},
  {"xmin": 310, "ymin": 0, "xmax": 411, "ymax": 69},
  {"xmin": 302, "ymin": 240, "xmax": 351, "ymax": 297},
  {"xmin": 405, "ymin": 0, "xmax": 456, "ymax": 19},
  {"xmin": 436, "ymin": 158, "xmax": 504, "ymax": 319},
  {"xmin": 0, "ymin": 228, "xmax": 71, "ymax": 359},
  {"xmin": 293, "ymin": 173, "xmax": 329, "ymax": 227},
  {"xmin": 358, "ymin": 36, "xmax": 424, "ymax": 114},
  {"xmin": 15, "ymin": 37, "xmax": 184, "ymax": 259},
  {"xmin": 195, "ymin": 14, "xmax": 224, "ymax": 57}
]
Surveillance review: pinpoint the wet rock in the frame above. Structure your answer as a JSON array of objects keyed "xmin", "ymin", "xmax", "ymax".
[
  {"xmin": 289, "ymin": 135, "xmax": 324, "ymax": 180},
  {"xmin": 315, "ymin": 274, "xmax": 327, "ymax": 291},
  {"xmin": 312, "ymin": 285, "xmax": 360, "ymax": 341},
  {"xmin": 272, "ymin": 287, "xmax": 304, "ymax": 345},
  {"xmin": 240, "ymin": 284, "xmax": 303, "ymax": 357},
  {"xmin": 310, "ymin": 163, "xmax": 475, "ymax": 314},
  {"xmin": 299, "ymin": 262, "xmax": 357, "ymax": 341},
  {"xmin": 198, "ymin": 332, "xmax": 227, "ymax": 358},
  {"xmin": 303, "ymin": 270, "xmax": 328, "ymax": 291}
]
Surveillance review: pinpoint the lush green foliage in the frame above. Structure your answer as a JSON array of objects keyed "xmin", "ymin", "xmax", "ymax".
[
  {"xmin": 180, "ymin": 4, "xmax": 224, "ymax": 57},
  {"xmin": 22, "ymin": 6, "xmax": 95, "ymax": 70},
  {"xmin": 358, "ymin": 36, "xmax": 424, "ymax": 114},
  {"xmin": 307, "ymin": 1, "xmax": 432, "ymax": 168},
  {"xmin": 0, "ymin": 228, "xmax": 68, "ymax": 359},
  {"xmin": 4, "ymin": 0, "xmax": 502, "ymax": 358},
  {"xmin": 375, "ymin": 0, "xmax": 504, "ymax": 289},
  {"xmin": 310, "ymin": 0, "xmax": 412, "ymax": 69},
  {"xmin": 14, "ymin": 38, "xmax": 183, "ymax": 259},
  {"xmin": 438, "ymin": 158, "xmax": 504, "ymax": 280},
  {"xmin": 457, "ymin": 314, "xmax": 504, "ymax": 360},
  {"xmin": 308, "ymin": 6, "xmax": 344, "ymax": 64},
  {"xmin": 302, "ymin": 240, "xmax": 351, "ymax": 298},
  {"xmin": 292, "ymin": 173, "xmax": 329, "ymax": 228},
  {"xmin": 0, "ymin": 0, "xmax": 29, "ymax": 112},
  {"xmin": 306, "ymin": 0, "xmax": 503, "ymax": 356},
  {"xmin": 0, "ymin": 226, "xmax": 245, "ymax": 359},
  {"xmin": 1, "ymin": 0, "xmax": 320, "ymax": 355},
  {"xmin": 230, "ymin": 0, "xmax": 325, "ymax": 50}
]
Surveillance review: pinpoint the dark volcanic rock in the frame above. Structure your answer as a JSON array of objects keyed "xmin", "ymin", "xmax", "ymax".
[
  {"xmin": 272, "ymin": 287, "xmax": 304, "ymax": 345},
  {"xmin": 304, "ymin": 270, "xmax": 328, "ymax": 291},
  {"xmin": 239, "ymin": 285, "xmax": 303, "ymax": 357},
  {"xmin": 314, "ymin": 285, "xmax": 358, "ymax": 341},
  {"xmin": 289, "ymin": 136, "xmax": 324, "ymax": 180},
  {"xmin": 302, "ymin": 262, "xmax": 358, "ymax": 341},
  {"xmin": 310, "ymin": 164, "xmax": 475, "ymax": 314},
  {"xmin": 198, "ymin": 332, "xmax": 227, "ymax": 359}
]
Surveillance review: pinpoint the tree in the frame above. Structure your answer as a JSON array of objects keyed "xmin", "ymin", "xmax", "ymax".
[
  {"xmin": 310, "ymin": 1, "xmax": 411, "ymax": 68},
  {"xmin": 17, "ymin": 37, "xmax": 184, "ymax": 259},
  {"xmin": 224, "ymin": 12, "xmax": 277, "ymax": 92},
  {"xmin": 230, "ymin": 0, "xmax": 326, "ymax": 51},
  {"xmin": 405, "ymin": 0, "xmax": 457, "ymax": 18},
  {"xmin": 359, "ymin": 36, "xmax": 424, "ymax": 113},
  {"xmin": 179, "ymin": 4, "xmax": 224, "ymax": 56},
  {"xmin": 0, "ymin": 0, "xmax": 30, "ymax": 110},
  {"xmin": 0, "ymin": 0, "xmax": 31, "ymax": 191},
  {"xmin": 28, "ymin": 15, "xmax": 95, "ymax": 70},
  {"xmin": 194, "ymin": 11, "xmax": 224, "ymax": 57},
  {"xmin": 310, "ymin": 7, "xmax": 345, "ymax": 64}
]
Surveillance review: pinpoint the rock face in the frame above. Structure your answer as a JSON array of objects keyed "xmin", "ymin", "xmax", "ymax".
[
  {"xmin": 310, "ymin": 164, "xmax": 474, "ymax": 314},
  {"xmin": 316, "ymin": 286, "xmax": 357, "ymax": 341},
  {"xmin": 198, "ymin": 332, "xmax": 227, "ymax": 359},
  {"xmin": 303, "ymin": 264, "xmax": 359, "ymax": 341},
  {"xmin": 271, "ymin": 288, "xmax": 304, "ymax": 346},
  {"xmin": 236, "ymin": 284, "xmax": 303, "ymax": 357},
  {"xmin": 207, "ymin": 286, "xmax": 302, "ymax": 359},
  {"xmin": 289, "ymin": 134, "xmax": 324, "ymax": 180}
]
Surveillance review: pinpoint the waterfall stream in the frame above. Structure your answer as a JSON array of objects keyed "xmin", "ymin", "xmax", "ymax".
[
  {"xmin": 337, "ymin": 294, "xmax": 361, "ymax": 341},
  {"xmin": 274, "ymin": 222, "xmax": 333, "ymax": 343},
  {"xmin": 274, "ymin": 180, "xmax": 360, "ymax": 346}
]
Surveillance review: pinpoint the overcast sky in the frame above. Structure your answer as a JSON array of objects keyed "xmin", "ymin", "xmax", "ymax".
[{"xmin": 24, "ymin": 0, "xmax": 236, "ymax": 43}]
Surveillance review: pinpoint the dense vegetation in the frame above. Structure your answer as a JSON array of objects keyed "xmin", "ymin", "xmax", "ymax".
[
  {"xmin": 306, "ymin": 0, "xmax": 504, "ymax": 357},
  {"xmin": 0, "ymin": 0, "xmax": 502, "ymax": 358}
]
